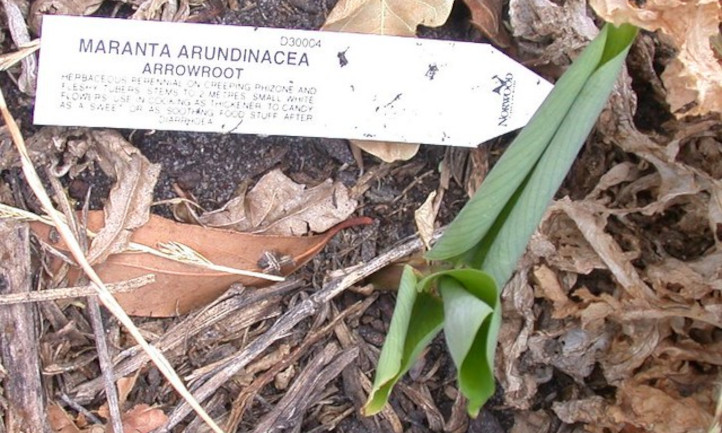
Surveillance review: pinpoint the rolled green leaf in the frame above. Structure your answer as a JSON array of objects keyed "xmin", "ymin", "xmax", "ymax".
[
  {"xmin": 426, "ymin": 24, "xmax": 634, "ymax": 264},
  {"xmin": 433, "ymin": 270, "xmax": 500, "ymax": 416},
  {"xmin": 362, "ymin": 266, "xmax": 444, "ymax": 416},
  {"xmin": 482, "ymin": 24, "xmax": 637, "ymax": 286},
  {"xmin": 364, "ymin": 22, "xmax": 637, "ymax": 419}
]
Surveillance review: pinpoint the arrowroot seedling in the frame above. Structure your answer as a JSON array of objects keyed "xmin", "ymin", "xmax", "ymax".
[{"xmin": 363, "ymin": 23, "xmax": 638, "ymax": 417}]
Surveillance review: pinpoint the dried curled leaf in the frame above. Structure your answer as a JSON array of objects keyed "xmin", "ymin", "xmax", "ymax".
[
  {"xmin": 29, "ymin": 0, "xmax": 103, "ymax": 35},
  {"xmin": 461, "ymin": 0, "xmax": 512, "ymax": 47},
  {"xmin": 322, "ymin": 0, "xmax": 454, "ymax": 162},
  {"xmin": 351, "ymin": 141, "xmax": 420, "ymax": 163},
  {"xmin": 590, "ymin": 0, "xmax": 722, "ymax": 117},
  {"xmin": 25, "ymin": 128, "xmax": 160, "ymax": 265},
  {"xmin": 113, "ymin": 404, "xmax": 168, "ymax": 433},
  {"xmin": 1, "ymin": 0, "xmax": 37, "ymax": 95},
  {"xmin": 322, "ymin": 0, "xmax": 453, "ymax": 36},
  {"xmin": 198, "ymin": 169, "xmax": 357, "ymax": 236}
]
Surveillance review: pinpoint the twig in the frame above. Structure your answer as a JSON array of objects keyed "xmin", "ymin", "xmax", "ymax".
[
  {"xmin": 0, "ymin": 221, "xmax": 46, "ymax": 433},
  {"xmin": 58, "ymin": 392, "xmax": 104, "ymax": 425},
  {"xmin": 71, "ymin": 279, "xmax": 301, "ymax": 403},
  {"xmin": 0, "ymin": 275, "xmax": 156, "ymax": 305},
  {"xmin": 0, "ymin": 87, "xmax": 226, "ymax": 433},
  {"xmin": 164, "ymin": 228, "xmax": 444, "ymax": 430},
  {"xmin": 224, "ymin": 297, "xmax": 371, "ymax": 432},
  {"xmin": 87, "ymin": 296, "xmax": 124, "ymax": 433}
]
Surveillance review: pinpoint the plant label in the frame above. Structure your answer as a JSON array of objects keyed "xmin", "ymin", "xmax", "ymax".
[{"xmin": 34, "ymin": 15, "xmax": 553, "ymax": 147}]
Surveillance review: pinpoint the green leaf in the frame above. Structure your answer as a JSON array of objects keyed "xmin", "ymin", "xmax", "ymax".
[
  {"xmin": 363, "ymin": 23, "xmax": 637, "ymax": 418},
  {"xmin": 426, "ymin": 25, "xmax": 611, "ymax": 262},
  {"xmin": 427, "ymin": 269, "xmax": 500, "ymax": 416},
  {"xmin": 362, "ymin": 266, "xmax": 444, "ymax": 416},
  {"xmin": 481, "ymin": 24, "xmax": 637, "ymax": 286}
]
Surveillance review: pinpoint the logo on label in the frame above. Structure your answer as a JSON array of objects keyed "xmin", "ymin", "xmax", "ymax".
[{"xmin": 492, "ymin": 73, "xmax": 515, "ymax": 127}]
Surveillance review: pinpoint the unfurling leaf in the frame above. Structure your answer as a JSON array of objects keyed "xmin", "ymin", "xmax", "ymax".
[
  {"xmin": 424, "ymin": 269, "xmax": 500, "ymax": 416},
  {"xmin": 362, "ymin": 266, "xmax": 444, "ymax": 416}
]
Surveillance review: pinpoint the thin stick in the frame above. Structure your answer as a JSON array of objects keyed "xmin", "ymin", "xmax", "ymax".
[
  {"xmin": 0, "ymin": 88, "xmax": 225, "ymax": 433},
  {"xmin": 87, "ymin": 296, "xmax": 124, "ymax": 433},
  {"xmin": 0, "ymin": 274, "xmax": 155, "ymax": 305}
]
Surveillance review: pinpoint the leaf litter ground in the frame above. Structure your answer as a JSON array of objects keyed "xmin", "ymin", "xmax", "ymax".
[{"xmin": 1, "ymin": 0, "xmax": 721, "ymax": 432}]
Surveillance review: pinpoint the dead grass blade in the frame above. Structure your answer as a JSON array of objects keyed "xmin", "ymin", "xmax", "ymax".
[{"xmin": 0, "ymin": 39, "xmax": 40, "ymax": 71}]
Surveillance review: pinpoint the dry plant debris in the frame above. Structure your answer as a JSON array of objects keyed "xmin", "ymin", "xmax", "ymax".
[
  {"xmin": 590, "ymin": 0, "xmax": 722, "ymax": 117},
  {"xmin": 197, "ymin": 168, "xmax": 357, "ymax": 236}
]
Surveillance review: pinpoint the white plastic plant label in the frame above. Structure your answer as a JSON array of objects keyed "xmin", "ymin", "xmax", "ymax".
[{"xmin": 34, "ymin": 15, "xmax": 553, "ymax": 147}]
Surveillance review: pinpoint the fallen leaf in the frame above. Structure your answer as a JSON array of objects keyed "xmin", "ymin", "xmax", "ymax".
[
  {"xmin": 590, "ymin": 0, "xmax": 722, "ymax": 117},
  {"xmin": 531, "ymin": 264, "xmax": 577, "ymax": 319},
  {"xmin": 414, "ymin": 190, "xmax": 438, "ymax": 250},
  {"xmin": 322, "ymin": 0, "xmax": 454, "ymax": 162},
  {"xmin": 24, "ymin": 128, "xmax": 161, "ymax": 265},
  {"xmin": 322, "ymin": 0, "xmax": 453, "ymax": 36},
  {"xmin": 461, "ymin": 0, "xmax": 512, "ymax": 47},
  {"xmin": 509, "ymin": 410, "xmax": 552, "ymax": 433},
  {"xmin": 86, "ymin": 130, "xmax": 161, "ymax": 265},
  {"xmin": 48, "ymin": 403, "xmax": 82, "ymax": 433},
  {"xmin": 350, "ymin": 141, "xmax": 420, "ymax": 163},
  {"xmin": 1, "ymin": 0, "xmax": 37, "ymax": 95},
  {"xmin": 29, "ymin": 0, "xmax": 103, "ymax": 35},
  {"xmin": 198, "ymin": 169, "xmax": 357, "ymax": 236},
  {"xmin": 32, "ymin": 211, "xmax": 372, "ymax": 316},
  {"xmin": 110, "ymin": 404, "xmax": 167, "ymax": 433},
  {"xmin": 495, "ymin": 265, "xmax": 538, "ymax": 410},
  {"xmin": 509, "ymin": 0, "xmax": 598, "ymax": 65},
  {"xmin": 609, "ymin": 382, "xmax": 714, "ymax": 433}
]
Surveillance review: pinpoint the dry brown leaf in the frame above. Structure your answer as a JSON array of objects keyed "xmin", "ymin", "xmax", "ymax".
[
  {"xmin": 350, "ymin": 141, "xmax": 420, "ymax": 163},
  {"xmin": 496, "ymin": 264, "xmax": 538, "ymax": 410},
  {"xmin": 322, "ymin": 0, "xmax": 453, "ymax": 162},
  {"xmin": 22, "ymin": 128, "xmax": 160, "ymax": 265},
  {"xmin": 509, "ymin": 410, "xmax": 552, "ymax": 433},
  {"xmin": 48, "ymin": 403, "xmax": 82, "ymax": 433},
  {"xmin": 131, "ymin": 0, "xmax": 189, "ymax": 22},
  {"xmin": 32, "ymin": 211, "xmax": 371, "ymax": 316},
  {"xmin": 552, "ymin": 396, "xmax": 609, "ymax": 427},
  {"xmin": 86, "ymin": 130, "xmax": 160, "ymax": 265},
  {"xmin": 29, "ymin": 0, "xmax": 103, "ymax": 35},
  {"xmin": 461, "ymin": 0, "xmax": 512, "ymax": 47},
  {"xmin": 1, "ymin": 0, "xmax": 37, "ymax": 95},
  {"xmin": 609, "ymin": 382, "xmax": 714, "ymax": 433},
  {"xmin": 322, "ymin": 0, "xmax": 453, "ymax": 36},
  {"xmin": 109, "ymin": 404, "xmax": 167, "ymax": 433},
  {"xmin": 509, "ymin": 0, "xmax": 598, "ymax": 64},
  {"xmin": 552, "ymin": 198, "xmax": 656, "ymax": 301},
  {"xmin": 531, "ymin": 264, "xmax": 577, "ymax": 319},
  {"xmin": 414, "ymin": 190, "xmax": 438, "ymax": 250},
  {"xmin": 198, "ymin": 169, "xmax": 357, "ymax": 236},
  {"xmin": 590, "ymin": 0, "xmax": 722, "ymax": 117}
]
